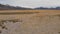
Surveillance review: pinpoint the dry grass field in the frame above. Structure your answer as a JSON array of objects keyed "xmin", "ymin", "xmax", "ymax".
[{"xmin": 0, "ymin": 10, "xmax": 60, "ymax": 34}]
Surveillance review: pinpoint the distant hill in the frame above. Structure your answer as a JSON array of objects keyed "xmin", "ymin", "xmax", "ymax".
[
  {"xmin": 0, "ymin": 4, "xmax": 32, "ymax": 10},
  {"xmin": 34, "ymin": 7, "xmax": 60, "ymax": 10}
]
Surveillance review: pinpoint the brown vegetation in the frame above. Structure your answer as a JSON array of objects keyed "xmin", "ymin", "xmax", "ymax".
[{"xmin": 0, "ymin": 10, "xmax": 60, "ymax": 34}]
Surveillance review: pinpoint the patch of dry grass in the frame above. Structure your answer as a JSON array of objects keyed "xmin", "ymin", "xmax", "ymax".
[{"xmin": 0, "ymin": 10, "xmax": 60, "ymax": 34}]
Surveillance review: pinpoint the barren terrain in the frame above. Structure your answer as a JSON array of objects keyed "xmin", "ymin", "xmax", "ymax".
[{"xmin": 0, "ymin": 10, "xmax": 60, "ymax": 34}]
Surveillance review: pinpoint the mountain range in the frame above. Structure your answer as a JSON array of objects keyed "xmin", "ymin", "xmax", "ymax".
[
  {"xmin": 35, "ymin": 7, "xmax": 60, "ymax": 10},
  {"xmin": 0, "ymin": 4, "xmax": 60, "ymax": 10},
  {"xmin": 0, "ymin": 4, "xmax": 32, "ymax": 10}
]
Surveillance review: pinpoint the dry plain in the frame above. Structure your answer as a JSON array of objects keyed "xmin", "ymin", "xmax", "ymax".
[{"xmin": 0, "ymin": 10, "xmax": 60, "ymax": 34}]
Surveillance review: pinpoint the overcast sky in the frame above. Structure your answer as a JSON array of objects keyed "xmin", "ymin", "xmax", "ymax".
[{"xmin": 0, "ymin": 0, "xmax": 60, "ymax": 8}]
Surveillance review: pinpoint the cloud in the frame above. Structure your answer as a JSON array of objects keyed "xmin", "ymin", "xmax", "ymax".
[{"xmin": 0, "ymin": 0, "xmax": 60, "ymax": 8}]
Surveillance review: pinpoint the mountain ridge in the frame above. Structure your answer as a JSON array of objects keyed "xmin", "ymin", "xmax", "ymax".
[{"xmin": 0, "ymin": 4, "xmax": 32, "ymax": 10}]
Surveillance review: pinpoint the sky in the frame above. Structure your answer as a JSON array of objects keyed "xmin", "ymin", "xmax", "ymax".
[{"xmin": 0, "ymin": 0, "xmax": 60, "ymax": 8}]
